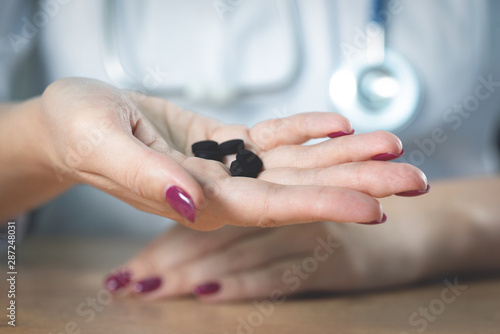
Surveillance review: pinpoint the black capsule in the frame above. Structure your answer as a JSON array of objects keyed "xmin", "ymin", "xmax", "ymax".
[
  {"xmin": 230, "ymin": 160, "xmax": 261, "ymax": 178},
  {"xmin": 219, "ymin": 139, "xmax": 245, "ymax": 156},
  {"xmin": 194, "ymin": 150, "xmax": 223, "ymax": 162},
  {"xmin": 192, "ymin": 140, "xmax": 219, "ymax": 153},
  {"xmin": 229, "ymin": 160, "xmax": 260, "ymax": 178},
  {"xmin": 237, "ymin": 149, "xmax": 261, "ymax": 165},
  {"xmin": 230, "ymin": 160, "xmax": 245, "ymax": 176},
  {"xmin": 231, "ymin": 150, "xmax": 263, "ymax": 178}
]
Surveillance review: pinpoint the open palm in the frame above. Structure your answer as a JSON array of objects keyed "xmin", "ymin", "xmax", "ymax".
[{"xmin": 134, "ymin": 94, "xmax": 427, "ymax": 230}]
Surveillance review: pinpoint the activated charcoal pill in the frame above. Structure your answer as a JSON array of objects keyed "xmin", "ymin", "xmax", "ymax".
[
  {"xmin": 231, "ymin": 150, "xmax": 263, "ymax": 178},
  {"xmin": 230, "ymin": 160, "xmax": 245, "ymax": 176},
  {"xmin": 219, "ymin": 139, "xmax": 245, "ymax": 155},
  {"xmin": 192, "ymin": 139, "xmax": 262, "ymax": 177},
  {"xmin": 192, "ymin": 140, "xmax": 219, "ymax": 153},
  {"xmin": 194, "ymin": 150, "xmax": 223, "ymax": 162},
  {"xmin": 229, "ymin": 160, "xmax": 260, "ymax": 178},
  {"xmin": 237, "ymin": 149, "xmax": 263, "ymax": 168},
  {"xmin": 230, "ymin": 160, "xmax": 260, "ymax": 178}
]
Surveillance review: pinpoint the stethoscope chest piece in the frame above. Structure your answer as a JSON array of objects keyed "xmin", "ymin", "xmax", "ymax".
[{"xmin": 329, "ymin": 49, "xmax": 421, "ymax": 133}]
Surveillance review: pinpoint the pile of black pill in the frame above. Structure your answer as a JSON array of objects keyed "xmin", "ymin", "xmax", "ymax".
[
  {"xmin": 192, "ymin": 139, "xmax": 263, "ymax": 178},
  {"xmin": 191, "ymin": 140, "xmax": 222, "ymax": 162}
]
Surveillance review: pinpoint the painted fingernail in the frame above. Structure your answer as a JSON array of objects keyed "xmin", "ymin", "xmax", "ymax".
[
  {"xmin": 133, "ymin": 277, "xmax": 162, "ymax": 293},
  {"xmin": 328, "ymin": 129, "xmax": 355, "ymax": 138},
  {"xmin": 193, "ymin": 282, "xmax": 220, "ymax": 296},
  {"xmin": 396, "ymin": 184, "xmax": 431, "ymax": 197},
  {"xmin": 105, "ymin": 270, "xmax": 131, "ymax": 292},
  {"xmin": 358, "ymin": 213, "xmax": 387, "ymax": 225},
  {"xmin": 165, "ymin": 186, "xmax": 196, "ymax": 223},
  {"xmin": 371, "ymin": 149, "xmax": 404, "ymax": 161}
]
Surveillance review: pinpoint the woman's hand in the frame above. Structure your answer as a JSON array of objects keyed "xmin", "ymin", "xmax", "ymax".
[
  {"xmin": 30, "ymin": 77, "xmax": 427, "ymax": 230},
  {"xmin": 105, "ymin": 217, "xmax": 429, "ymax": 301},
  {"xmin": 109, "ymin": 178, "xmax": 500, "ymax": 302},
  {"xmin": 130, "ymin": 88, "xmax": 427, "ymax": 230},
  {"xmin": 36, "ymin": 78, "xmax": 206, "ymax": 224}
]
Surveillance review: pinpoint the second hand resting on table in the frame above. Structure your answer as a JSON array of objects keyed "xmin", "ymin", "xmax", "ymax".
[{"xmin": 110, "ymin": 178, "xmax": 500, "ymax": 302}]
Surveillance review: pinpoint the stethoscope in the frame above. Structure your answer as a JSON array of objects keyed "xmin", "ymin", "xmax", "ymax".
[
  {"xmin": 329, "ymin": 0, "xmax": 422, "ymax": 132},
  {"xmin": 103, "ymin": 0, "xmax": 421, "ymax": 132}
]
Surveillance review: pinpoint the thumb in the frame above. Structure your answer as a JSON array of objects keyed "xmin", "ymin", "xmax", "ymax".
[{"xmin": 94, "ymin": 126, "xmax": 204, "ymax": 223}]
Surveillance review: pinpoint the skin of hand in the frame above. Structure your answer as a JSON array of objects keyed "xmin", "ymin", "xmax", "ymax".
[
  {"xmin": 0, "ymin": 77, "xmax": 427, "ymax": 229},
  {"xmin": 109, "ymin": 177, "xmax": 500, "ymax": 302}
]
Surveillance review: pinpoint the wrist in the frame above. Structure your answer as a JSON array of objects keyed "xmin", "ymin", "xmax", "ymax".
[
  {"xmin": 0, "ymin": 97, "xmax": 74, "ymax": 219},
  {"xmin": 7, "ymin": 97, "xmax": 73, "ymax": 184},
  {"xmin": 16, "ymin": 98, "xmax": 66, "ymax": 181}
]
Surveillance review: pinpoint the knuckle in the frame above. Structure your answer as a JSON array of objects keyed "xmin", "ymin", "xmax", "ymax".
[
  {"xmin": 43, "ymin": 77, "xmax": 76, "ymax": 98},
  {"xmin": 183, "ymin": 233, "xmax": 210, "ymax": 252},
  {"xmin": 356, "ymin": 163, "xmax": 372, "ymax": 187},
  {"xmin": 294, "ymin": 147, "xmax": 308, "ymax": 168},
  {"xmin": 311, "ymin": 187, "xmax": 331, "ymax": 218},
  {"xmin": 302, "ymin": 168, "xmax": 315, "ymax": 186},
  {"xmin": 127, "ymin": 254, "xmax": 158, "ymax": 277},
  {"xmin": 293, "ymin": 113, "xmax": 307, "ymax": 131},
  {"xmin": 269, "ymin": 262, "xmax": 292, "ymax": 282},
  {"xmin": 232, "ymin": 275, "xmax": 250, "ymax": 297},
  {"xmin": 179, "ymin": 265, "xmax": 203, "ymax": 285},
  {"xmin": 231, "ymin": 244, "xmax": 266, "ymax": 268},
  {"xmin": 183, "ymin": 157, "xmax": 226, "ymax": 177},
  {"xmin": 125, "ymin": 156, "xmax": 150, "ymax": 198},
  {"xmin": 255, "ymin": 185, "xmax": 282, "ymax": 228},
  {"xmin": 224, "ymin": 248, "xmax": 248, "ymax": 270}
]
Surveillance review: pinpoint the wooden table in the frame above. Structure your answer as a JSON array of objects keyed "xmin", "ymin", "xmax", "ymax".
[{"xmin": 1, "ymin": 236, "xmax": 499, "ymax": 333}]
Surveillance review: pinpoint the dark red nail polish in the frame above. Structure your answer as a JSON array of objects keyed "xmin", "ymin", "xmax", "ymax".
[
  {"xmin": 328, "ymin": 129, "xmax": 355, "ymax": 138},
  {"xmin": 358, "ymin": 213, "xmax": 387, "ymax": 225},
  {"xmin": 396, "ymin": 184, "xmax": 431, "ymax": 197},
  {"xmin": 371, "ymin": 149, "xmax": 404, "ymax": 161},
  {"xmin": 105, "ymin": 270, "xmax": 131, "ymax": 292},
  {"xmin": 165, "ymin": 186, "xmax": 196, "ymax": 223},
  {"xmin": 194, "ymin": 282, "xmax": 220, "ymax": 296},
  {"xmin": 133, "ymin": 277, "xmax": 162, "ymax": 293}
]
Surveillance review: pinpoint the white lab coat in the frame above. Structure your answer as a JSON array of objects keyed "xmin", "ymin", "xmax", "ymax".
[{"xmin": 1, "ymin": 0, "xmax": 500, "ymax": 236}]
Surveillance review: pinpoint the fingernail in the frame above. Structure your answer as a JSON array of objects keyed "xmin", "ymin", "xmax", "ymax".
[
  {"xmin": 193, "ymin": 282, "xmax": 220, "ymax": 296},
  {"xmin": 371, "ymin": 149, "xmax": 404, "ymax": 161},
  {"xmin": 165, "ymin": 186, "xmax": 196, "ymax": 223},
  {"xmin": 133, "ymin": 277, "xmax": 162, "ymax": 293},
  {"xmin": 105, "ymin": 270, "xmax": 131, "ymax": 292},
  {"xmin": 396, "ymin": 184, "xmax": 431, "ymax": 197},
  {"xmin": 328, "ymin": 129, "xmax": 355, "ymax": 138},
  {"xmin": 358, "ymin": 213, "xmax": 387, "ymax": 225}
]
